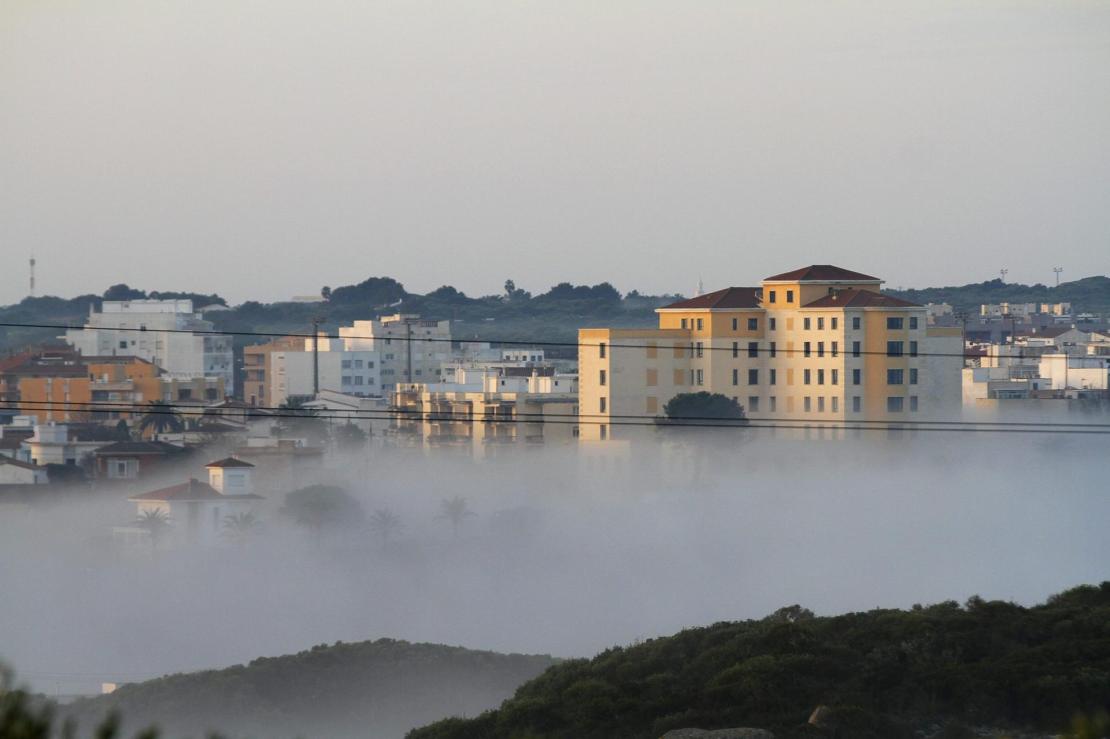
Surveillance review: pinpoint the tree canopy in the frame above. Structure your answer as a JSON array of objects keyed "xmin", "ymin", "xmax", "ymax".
[
  {"xmin": 408, "ymin": 583, "xmax": 1110, "ymax": 739},
  {"xmin": 663, "ymin": 392, "xmax": 747, "ymax": 421}
]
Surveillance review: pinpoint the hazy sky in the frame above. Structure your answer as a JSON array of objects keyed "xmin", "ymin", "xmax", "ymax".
[{"xmin": 2, "ymin": 1, "xmax": 1108, "ymax": 305}]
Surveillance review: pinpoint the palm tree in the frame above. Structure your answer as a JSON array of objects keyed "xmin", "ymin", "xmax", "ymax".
[
  {"xmin": 138, "ymin": 401, "xmax": 184, "ymax": 439},
  {"xmin": 437, "ymin": 496, "xmax": 476, "ymax": 538},
  {"xmin": 221, "ymin": 511, "xmax": 261, "ymax": 546},
  {"xmin": 135, "ymin": 509, "xmax": 172, "ymax": 550},
  {"xmin": 368, "ymin": 509, "xmax": 403, "ymax": 550}
]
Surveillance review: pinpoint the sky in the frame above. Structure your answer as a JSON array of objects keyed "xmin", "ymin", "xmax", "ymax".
[{"xmin": 2, "ymin": 0, "xmax": 1108, "ymax": 306}]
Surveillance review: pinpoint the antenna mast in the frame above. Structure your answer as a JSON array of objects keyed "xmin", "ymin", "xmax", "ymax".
[{"xmin": 29, "ymin": 254, "xmax": 36, "ymax": 297}]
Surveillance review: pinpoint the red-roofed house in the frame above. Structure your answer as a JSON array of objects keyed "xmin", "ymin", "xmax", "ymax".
[{"xmin": 122, "ymin": 457, "xmax": 262, "ymax": 547}]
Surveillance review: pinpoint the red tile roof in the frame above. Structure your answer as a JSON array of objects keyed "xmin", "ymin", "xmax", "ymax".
[
  {"xmin": 205, "ymin": 457, "xmax": 255, "ymax": 468},
  {"xmin": 659, "ymin": 287, "xmax": 761, "ymax": 310},
  {"xmin": 803, "ymin": 289, "xmax": 920, "ymax": 309},
  {"xmin": 130, "ymin": 478, "xmax": 224, "ymax": 502},
  {"xmin": 764, "ymin": 265, "xmax": 881, "ymax": 282}
]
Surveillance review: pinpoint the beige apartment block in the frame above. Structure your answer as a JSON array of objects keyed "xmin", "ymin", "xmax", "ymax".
[{"xmin": 579, "ymin": 265, "xmax": 963, "ymax": 441}]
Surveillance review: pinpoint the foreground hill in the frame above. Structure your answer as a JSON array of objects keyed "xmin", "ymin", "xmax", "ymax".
[
  {"xmin": 408, "ymin": 584, "xmax": 1110, "ymax": 739},
  {"xmin": 62, "ymin": 639, "xmax": 556, "ymax": 739}
]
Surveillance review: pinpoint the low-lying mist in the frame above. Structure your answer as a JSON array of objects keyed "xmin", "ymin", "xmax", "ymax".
[{"xmin": 2, "ymin": 429, "xmax": 1106, "ymax": 704}]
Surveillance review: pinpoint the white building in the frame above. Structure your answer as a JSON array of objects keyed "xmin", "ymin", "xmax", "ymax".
[
  {"xmin": 18, "ymin": 424, "xmax": 105, "ymax": 467},
  {"xmin": 337, "ymin": 314, "xmax": 453, "ymax": 388},
  {"xmin": 123, "ymin": 457, "xmax": 262, "ymax": 548},
  {"xmin": 268, "ymin": 338, "xmax": 382, "ymax": 406},
  {"xmin": 0, "ymin": 457, "xmax": 49, "ymax": 485},
  {"xmin": 64, "ymin": 300, "xmax": 234, "ymax": 394}
]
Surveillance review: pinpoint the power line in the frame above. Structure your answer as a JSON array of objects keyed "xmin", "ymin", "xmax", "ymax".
[
  {"xmin": 8, "ymin": 399, "xmax": 1110, "ymax": 436},
  {"xmin": 7, "ymin": 397, "xmax": 1110, "ymax": 429},
  {"xmin": 0, "ymin": 320, "xmax": 995, "ymax": 360}
]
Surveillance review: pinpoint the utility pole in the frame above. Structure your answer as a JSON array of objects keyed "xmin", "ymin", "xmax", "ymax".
[
  {"xmin": 1053, "ymin": 267, "xmax": 1063, "ymax": 287},
  {"xmin": 310, "ymin": 316, "xmax": 324, "ymax": 396}
]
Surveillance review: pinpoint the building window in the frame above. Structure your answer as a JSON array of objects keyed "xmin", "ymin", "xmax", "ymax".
[
  {"xmin": 696, "ymin": 342, "xmax": 704, "ymax": 358},
  {"xmin": 769, "ymin": 369, "xmax": 777, "ymax": 385},
  {"xmin": 817, "ymin": 341, "xmax": 825, "ymax": 358},
  {"xmin": 354, "ymin": 376, "xmax": 364, "ymax": 386},
  {"xmin": 804, "ymin": 396, "xmax": 812, "ymax": 412},
  {"xmin": 769, "ymin": 396, "xmax": 777, "ymax": 412},
  {"xmin": 852, "ymin": 341, "xmax": 861, "ymax": 358},
  {"xmin": 852, "ymin": 396, "xmax": 861, "ymax": 412},
  {"xmin": 817, "ymin": 369, "xmax": 825, "ymax": 385},
  {"xmin": 887, "ymin": 396, "xmax": 904, "ymax": 413},
  {"xmin": 732, "ymin": 341, "xmax": 739, "ymax": 358},
  {"xmin": 732, "ymin": 318, "xmax": 738, "ymax": 330},
  {"xmin": 831, "ymin": 317, "xmax": 838, "ymax": 330},
  {"xmin": 831, "ymin": 341, "xmax": 838, "ymax": 357},
  {"xmin": 909, "ymin": 317, "xmax": 919, "ymax": 330},
  {"xmin": 748, "ymin": 396, "xmax": 760, "ymax": 412},
  {"xmin": 769, "ymin": 290, "xmax": 777, "ymax": 304},
  {"xmin": 887, "ymin": 369, "xmax": 904, "ymax": 385},
  {"xmin": 599, "ymin": 369, "xmax": 606, "ymax": 386},
  {"xmin": 600, "ymin": 397, "xmax": 607, "ymax": 413},
  {"xmin": 600, "ymin": 424, "xmax": 607, "ymax": 440},
  {"xmin": 831, "ymin": 369, "xmax": 839, "ymax": 385},
  {"xmin": 852, "ymin": 316, "xmax": 861, "ymax": 331},
  {"xmin": 769, "ymin": 341, "xmax": 777, "ymax": 357},
  {"xmin": 787, "ymin": 290, "xmax": 794, "ymax": 303},
  {"xmin": 747, "ymin": 318, "xmax": 758, "ymax": 331},
  {"xmin": 887, "ymin": 317, "xmax": 904, "ymax": 330},
  {"xmin": 341, "ymin": 359, "xmax": 352, "ymax": 368},
  {"xmin": 696, "ymin": 318, "xmax": 703, "ymax": 330},
  {"xmin": 804, "ymin": 342, "xmax": 812, "ymax": 357},
  {"xmin": 887, "ymin": 341, "xmax": 904, "ymax": 357},
  {"xmin": 910, "ymin": 396, "xmax": 919, "ymax": 412},
  {"xmin": 732, "ymin": 369, "xmax": 739, "ymax": 386},
  {"xmin": 831, "ymin": 396, "xmax": 839, "ymax": 413},
  {"xmin": 747, "ymin": 341, "xmax": 758, "ymax": 358},
  {"xmin": 599, "ymin": 342, "xmax": 606, "ymax": 358},
  {"xmin": 748, "ymin": 369, "xmax": 759, "ymax": 385},
  {"xmin": 681, "ymin": 319, "xmax": 688, "ymax": 329},
  {"xmin": 769, "ymin": 317, "xmax": 776, "ymax": 331},
  {"xmin": 803, "ymin": 369, "xmax": 812, "ymax": 385},
  {"xmin": 909, "ymin": 341, "xmax": 918, "ymax": 357},
  {"xmin": 910, "ymin": 368, "xmax": 918, "ymax": 385},
  {"xmin": 817, "ymin": 317, "xmax": 825, "ymax": 330},
  {"xmin": 817, "ymin": 396, "xmax": 825, "ymax": 412},
  {"xmin": 804, "ymin": 317, "xmax": 811, "ymax": 330},
  {"xmin": 696, "ymin": 369, "xmax": 704, "ymax": 386},
  {"xmin": 852, "ymin": 368, "xmax": 861, "ymax": 385},
  {"xmin": 342, "ymin": 375, "xmax": 352, "ymax": 384}
]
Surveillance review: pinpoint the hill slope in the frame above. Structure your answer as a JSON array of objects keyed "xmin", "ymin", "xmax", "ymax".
[
  {"xmin": 408, "ymin": 584, "xmax": 1110, "ymax": 739},
  {"xmin": 62, "ymin": 639, "xmax": 556, "ymax": 739}
]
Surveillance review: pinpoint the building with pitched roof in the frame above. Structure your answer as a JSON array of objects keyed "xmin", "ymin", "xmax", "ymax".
[
  {"xmin": 578, "ymin": 265, "xmax": 963, "ymax": 440},
  {"xmin": 122, "ymin": 457, "xmax": 262, "ymax": 547}
]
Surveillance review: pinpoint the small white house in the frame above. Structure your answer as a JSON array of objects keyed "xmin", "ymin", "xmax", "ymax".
[
  {"xmin": 123, "ymin": 457, "xmax": 262, "ymax": 547},
  {"xmin": 0, "ymin": 457, "xmax": 49, "ymax": 485}
]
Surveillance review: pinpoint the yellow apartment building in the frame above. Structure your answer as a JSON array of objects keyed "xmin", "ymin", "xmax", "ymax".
[{"xmin": 579, "ymin": 265, "xmax": 963, "ymax": 441}]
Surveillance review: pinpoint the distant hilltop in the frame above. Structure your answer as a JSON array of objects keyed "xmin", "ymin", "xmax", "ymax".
[{"xmin": 1, "ymin": 273, "xmax": 1107, "ymax": 356}]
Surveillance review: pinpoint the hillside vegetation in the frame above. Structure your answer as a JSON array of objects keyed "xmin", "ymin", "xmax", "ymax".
[
  {"xmin": 407, "ymin": 584, "xmax": 1110, "ymax": 739},
  {"xmin": 61, "ymin": 639, "xmax": 556, "ymax": 739},
  {"xmin": 2, "ymin": 274, "xmax": 1107, "ymax": 359}
]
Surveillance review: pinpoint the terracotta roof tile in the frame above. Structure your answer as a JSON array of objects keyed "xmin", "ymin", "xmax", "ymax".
[
  {"xmin": 803, "ymin": 289, "xmax": 920, "ymax": 308},
  {"xmin": 764, "ymin": 265, "xmax": 881, "ymax": 282},
  {"xmin": 205, "ymin": 457, "xmax": 255, "ymax": 468},
  {"xmin": 130, "ymin": 478, "xmax": 223, "ymax": 502},
  {"xmin": 659, "ymin": 287, "xmax": 761, "ymax": 310}
]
